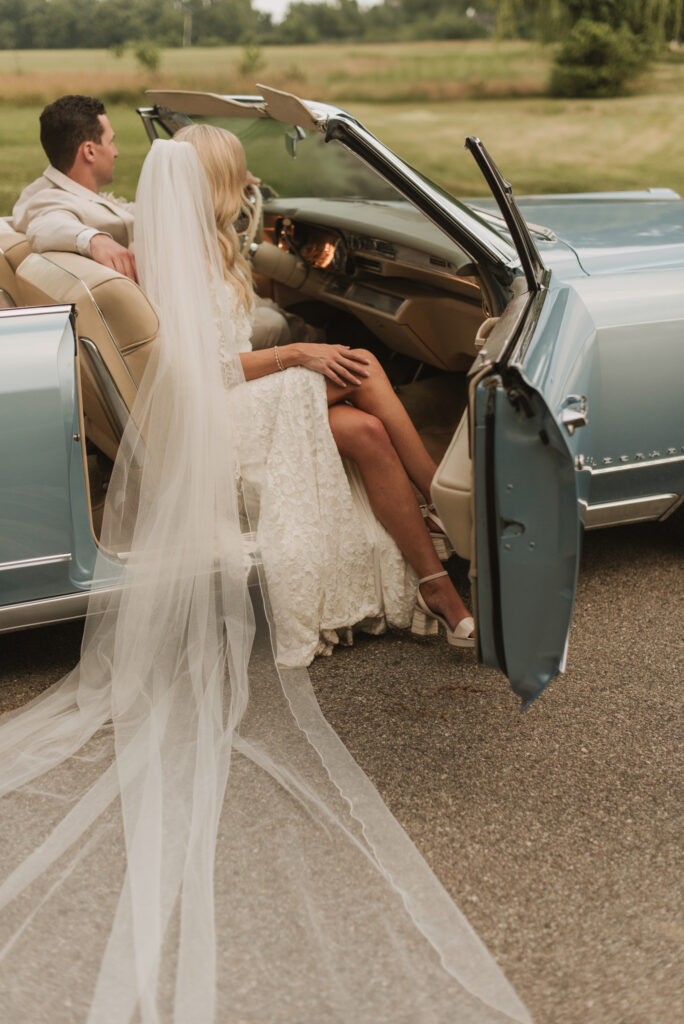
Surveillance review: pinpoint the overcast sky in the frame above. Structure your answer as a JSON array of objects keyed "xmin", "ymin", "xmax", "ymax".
[{"xmin": 253, "ymin": 0, "xmax": 380, "ymax": 24}]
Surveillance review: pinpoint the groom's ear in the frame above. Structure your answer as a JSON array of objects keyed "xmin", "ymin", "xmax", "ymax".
[{"xmin": 80, "ymin": 139, "xmax": 97, "ymax": 165}]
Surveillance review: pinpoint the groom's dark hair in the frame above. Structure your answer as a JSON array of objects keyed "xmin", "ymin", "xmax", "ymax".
[{"xmin": 40, "ymin": 95, "xmax": 107, "ymax": 174}]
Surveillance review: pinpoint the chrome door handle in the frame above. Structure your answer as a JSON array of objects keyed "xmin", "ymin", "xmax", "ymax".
[{"xmin": 560, "ymin": 395, "xmax": 588, "ymax": 435}]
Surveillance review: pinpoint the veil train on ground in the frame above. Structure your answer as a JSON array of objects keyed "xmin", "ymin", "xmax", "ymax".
[{"xmin": 0, "ymin": 139, "xmax": 531, "ymax": 1024}]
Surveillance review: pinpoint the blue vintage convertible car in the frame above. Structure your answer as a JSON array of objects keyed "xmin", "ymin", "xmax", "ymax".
[{"xmin": 1, "ymin": 87, "xmax": 682, "ymax": 705}]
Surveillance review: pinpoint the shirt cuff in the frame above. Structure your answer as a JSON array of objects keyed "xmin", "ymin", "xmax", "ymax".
[{"xmin": 76, "ymin": 227, "xmax": 109, "ymax": 256}]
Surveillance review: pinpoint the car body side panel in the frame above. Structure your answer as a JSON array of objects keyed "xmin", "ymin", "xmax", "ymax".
[
  {"xmin": 505, "ymin": 268, "xmax": 683, "ymax": 518},
  {"xmin": 0, "ymin": 306, "xmax": 96, "ymax": 605},
  {"xmin": 568, "ymin": 271, "xmax": 684, "ymax": 502}
]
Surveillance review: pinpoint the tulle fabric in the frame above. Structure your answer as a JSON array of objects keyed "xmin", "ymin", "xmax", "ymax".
[{"xmin": 0, "ymin": 140, "xmax": 531, "ymax": 1024}]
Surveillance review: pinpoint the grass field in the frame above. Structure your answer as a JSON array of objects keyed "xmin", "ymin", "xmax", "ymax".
[{"xmin": 2, "ymin": 41, "xmax": 684, "ymax": 215}]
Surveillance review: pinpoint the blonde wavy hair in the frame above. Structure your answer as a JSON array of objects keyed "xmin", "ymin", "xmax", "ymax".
[{"xmin": 174, "ymin": 123, "xmax": 254, "ymax": 314}]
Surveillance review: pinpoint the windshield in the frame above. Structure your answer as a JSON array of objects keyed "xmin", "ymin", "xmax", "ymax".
[{"xmin": 195, "ymin": 115, "xmax": 407, "ymax": 202}]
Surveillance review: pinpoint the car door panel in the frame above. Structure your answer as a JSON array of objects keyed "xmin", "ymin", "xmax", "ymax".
[
  {"xmin": 471, "ymin": 368, "xmax": 580, "ymax": 706},
  {"xmin": 0, "ymin": 306, "xmax": 96, "ymax": 605},
  {"xmin": 434, "ymin": 140, "xmax": 588, "ymax": 704}
]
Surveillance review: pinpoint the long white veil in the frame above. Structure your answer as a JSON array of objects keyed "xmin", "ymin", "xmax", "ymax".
[{"xmin": 0, "ymin": 139, "xmax": 531, "ymax": 1024}]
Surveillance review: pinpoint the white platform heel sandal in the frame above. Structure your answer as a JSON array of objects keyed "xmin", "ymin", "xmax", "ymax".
[
  {"xmin": 411, "ymin": 570, "xmax": 475, "ymax": 648},
  {"xmin": 420, "ymin": 504, "xmax": 454, "ymax": 562}
]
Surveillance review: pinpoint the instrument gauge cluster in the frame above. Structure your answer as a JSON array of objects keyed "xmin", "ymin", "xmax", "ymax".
[{"xmin": 276, "ymin": 219, "xmax": 346, "ymax": 271}]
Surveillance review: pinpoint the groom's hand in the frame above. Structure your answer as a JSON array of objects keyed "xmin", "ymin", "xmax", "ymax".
[{"xmin": 90, "ymin": 234, "xmax": 138, "ymax": 283}]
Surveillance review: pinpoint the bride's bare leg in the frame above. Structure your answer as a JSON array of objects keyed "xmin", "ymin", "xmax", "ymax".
[
  {"xmin": 326, "ymin": 350, "xmax": 437, "ymax": 500},
  {"xmin": 327, "ymin": 404, "xmax": 471, "ymax": 631}
]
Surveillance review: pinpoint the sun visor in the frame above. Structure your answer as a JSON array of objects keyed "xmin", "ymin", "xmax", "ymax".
[
  {"xmin": 256, "ymin": 84, "xmax": 320, "ymax": 130},
  {"xmin": 145, "ymin": 91, "xmax": 267, "ymax": 118}
]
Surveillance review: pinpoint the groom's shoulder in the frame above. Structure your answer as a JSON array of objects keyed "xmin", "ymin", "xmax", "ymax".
[
  {"xmin": 17, "ymin": 165, "xmax": 98, "ymax": 202},
  {"xmin": 14, "ymin": 166, "xmax": 71, "ymax": 208},
  {"xmin": 12, "ymin": 165, "xmax": 94, "ymax": 229},
  {"xmin": 15, "ymin": 168, "xmax": 53, "ymax": 201}
]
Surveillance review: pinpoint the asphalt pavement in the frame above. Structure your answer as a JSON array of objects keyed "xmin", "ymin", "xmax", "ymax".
[{"xmin": 1, "ymin": 512, "xmax": 682, "ymax": 1024}]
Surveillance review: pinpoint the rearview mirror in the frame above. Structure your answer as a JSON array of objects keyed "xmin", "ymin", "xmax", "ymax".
[{"xmin": 285, "ymin": 125, "xmax": 307, "ymax": 159}]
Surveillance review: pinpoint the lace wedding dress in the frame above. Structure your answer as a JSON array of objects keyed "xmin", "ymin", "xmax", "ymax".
[
  {"xmin": 228, "ymin": 307, "xmax": 417, "ymax": 667},
  {"xmin": 0, "ymin": 138, "xmax": 532, "ymax": 1024}
]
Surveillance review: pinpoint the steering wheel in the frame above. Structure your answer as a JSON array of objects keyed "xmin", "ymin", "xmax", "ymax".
[{"xmin": 241, "ymin": 183, "xmax": 263, "ymax": 254}]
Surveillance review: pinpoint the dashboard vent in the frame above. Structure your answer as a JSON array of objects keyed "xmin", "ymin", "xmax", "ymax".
[
  {"xmin": 375, "ymin": 240, "xmax": 396, "ymax": 258},
  {"xmin": 429, "ymin": 255, "xmax": 448, "ymax": 268},
  {"xmin": 355, "ymin": 256, "xmax": 383, "ymax": 272}
]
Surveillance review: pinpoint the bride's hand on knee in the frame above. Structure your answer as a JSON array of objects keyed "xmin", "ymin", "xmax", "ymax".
[{"xmin": 289, "ymin": 343, "xmax": 371, "ymax": 387}]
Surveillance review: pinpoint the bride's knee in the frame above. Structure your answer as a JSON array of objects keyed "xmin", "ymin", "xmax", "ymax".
[
  {"xmin": 352, "ymin": 349, "xmax": 382, "ymax": 377},
  {"xmin": 350, "ymin": 350, "xmax": 391, "ymax": 394},
  {"xmin": 351, "ymin": 412, "xmax": 393, "ymax": 459},
  {"xmin": 330, "ymin": 407, "xmax": 391, "ymax": 461}
]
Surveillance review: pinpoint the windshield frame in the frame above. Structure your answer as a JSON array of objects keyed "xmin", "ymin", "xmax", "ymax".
[{"xmin": 139, "ymin": 92, "xmax": 521, "ymax": 294}]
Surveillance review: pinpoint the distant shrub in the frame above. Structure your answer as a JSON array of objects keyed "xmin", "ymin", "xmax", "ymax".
[
  {"xmin": 549, "ymin": 18, "xmax": 645, "ymax": 97},
  {"xmin": 284, "ymin": 63, "xmax": 307, "ymax": 84},
  {"xmin": 109, "ymin": 43, "xmax": 126, "ymax": 59},
  {"xmin": 239, "ymin": 44, "xmax": 265, "ymax": 76},
  {"xmin": 134, "ymin": 41, "xmax": 161, "ymax": 73}
]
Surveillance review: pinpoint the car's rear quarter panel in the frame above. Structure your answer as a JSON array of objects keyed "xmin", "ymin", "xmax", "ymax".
[{"xmin": 569, "ymin": 269, "xmax": 684, "ymax": 510}]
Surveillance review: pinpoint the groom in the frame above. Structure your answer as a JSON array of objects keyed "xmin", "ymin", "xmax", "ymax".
[
  {"xmin": 12, "ymin": 95, "xmax": 137, "ymax": 281},
  {"xmin": 13, "ymin": 94, "xmax": 292, "ymax": 348}
]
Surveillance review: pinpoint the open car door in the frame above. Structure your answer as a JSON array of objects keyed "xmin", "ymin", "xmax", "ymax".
[{"xmin": 433, "ymin": 139, "xmax": 584, "ymax": 708}]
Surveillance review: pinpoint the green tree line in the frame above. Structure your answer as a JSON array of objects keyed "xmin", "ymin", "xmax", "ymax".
[
  {"xmin": 496, "ymin": 0, "xmax": 684, "ymax": 48},
  {"xmin": 0, "ymin": 0, "xmax": 263, "ymax": 49},
  {"xmin": 0, "ymin": 0, "xmax": 682, "ymax": 49}
]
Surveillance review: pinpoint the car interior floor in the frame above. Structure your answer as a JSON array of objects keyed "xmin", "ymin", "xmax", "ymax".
[{"xmin": 395, "ymin": 371, "xmax": 468, "ymax": 467}]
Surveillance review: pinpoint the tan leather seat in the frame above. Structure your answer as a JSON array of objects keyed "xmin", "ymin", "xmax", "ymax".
[
  {"xmin": 17, "ymin": 251, "xmax": 159, "ymax": 460},
  {"xmin": 0, "ymin": 221, "xmax": 32, "ymax": 307}
]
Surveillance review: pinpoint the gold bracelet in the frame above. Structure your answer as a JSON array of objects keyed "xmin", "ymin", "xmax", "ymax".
[{"xmin": 274, "ymin": 345, "xmax": 284, "ymax": 372}]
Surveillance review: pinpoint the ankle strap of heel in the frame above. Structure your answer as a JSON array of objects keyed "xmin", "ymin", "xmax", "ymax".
[{"xmin": 418, "ymin": 570, "xmax": 448, "ymax": 585}]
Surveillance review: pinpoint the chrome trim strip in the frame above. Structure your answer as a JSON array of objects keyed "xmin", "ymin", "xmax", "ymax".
[
  {"xmin": 583, "ymin": 493, "xmax": 678, "ymax": 529},
  {"xmin": 0, "ymin": 552, "xmax": 71, "ymax": 573},
  {"xmin": 0, "ymin": 302, "xmax": 73, "ymax": 320},
  {"xmin": 0, "ymin": 568, "xmax": 263, "ymax": 634},
  {"xmin": 662, "ymin": 494, "xmax": 684, "ymax": 520},
  {"xmin": 0, "ymin": 588, "xmax": 102, "ymax": 633},
  {"xmin": 588, "ymin": 454, "xmax": 684, "ymax": 475},
  {"xmin": 79, "ymin": 336, "xmax": 131, "ymax": 443}
]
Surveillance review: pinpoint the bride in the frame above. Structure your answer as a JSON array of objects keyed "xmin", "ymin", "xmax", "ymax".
[
  {"xmin": 171, "ymin": 123, "xmax": 474, "ymax": 667},
  {"xmin": 0, "ymin": 132, "xmax": 530, "ymax": 1024}
]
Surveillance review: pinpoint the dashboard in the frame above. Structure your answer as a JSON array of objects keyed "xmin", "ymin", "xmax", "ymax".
[{"xmin": 261, "ymin": 199, "xmax": 487, "ymax": 372}]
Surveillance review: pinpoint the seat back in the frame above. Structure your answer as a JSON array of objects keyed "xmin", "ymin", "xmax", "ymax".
[
  {"xmin": 17, "ymin": 252, "xmax": 159, "ymax": 460},
  {"xmin": 430, "ymin": 409, "xmax": 473, "ymax": 562},
  {"xmin": 0, "ymin": 221, "xmax": 32, "ymax": 308}
]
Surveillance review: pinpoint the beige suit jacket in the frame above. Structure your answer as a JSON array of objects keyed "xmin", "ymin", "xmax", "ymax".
[{"xmin": 12, "ymin": 165, "xmax": 135, "ymax": 254}]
